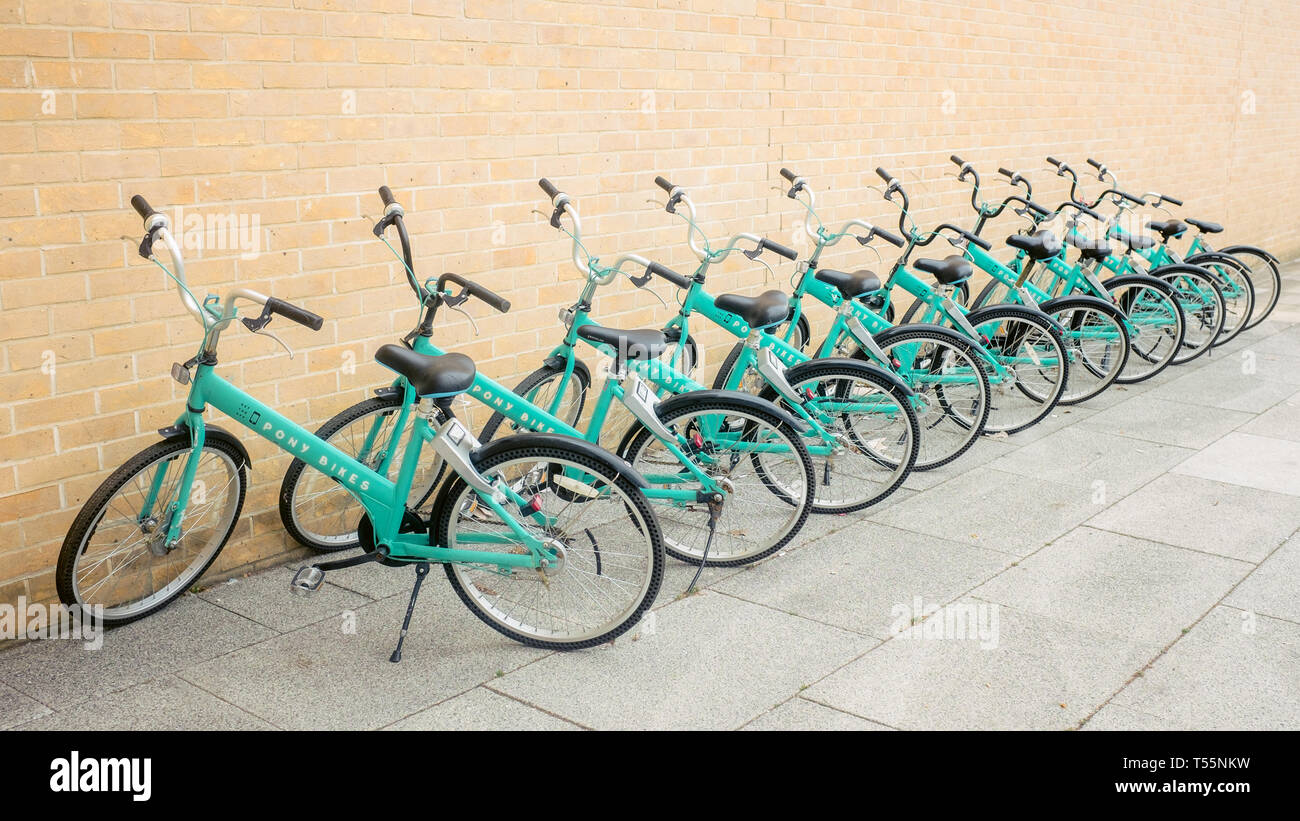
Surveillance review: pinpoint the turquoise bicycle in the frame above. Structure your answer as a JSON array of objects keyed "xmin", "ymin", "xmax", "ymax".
[
  {"xmin": 58, "ymin": 194, "xmax": 665, "ymax": 656},
  {"xmin": 957, "ymin": 164, "xmax": 1185, "ymax": 386},
  {"xmin": 280, "ymin": 186, "xmax": 815, "ymax": 572},
  {"xmin": 1044, "ymin": 158, "xmax": 1227, "ymax": 365},
  {"xmin": 866, "ymin": 166, "xmax": 1071, "ymax": 433},
  {"xmin": 921, "ymin": 155, "xmax": 1139, "ymax": 403},
  {"xmin": 711, "ymin": 166, "xmax": 992, "ymax": 470},
  {"xmin": 637, "ymin": 176, "xmax": 921, "ymax": 513},
  {"xmin": 1083, "ymin": 157, "xmax": 1281, "ymax": 333}
]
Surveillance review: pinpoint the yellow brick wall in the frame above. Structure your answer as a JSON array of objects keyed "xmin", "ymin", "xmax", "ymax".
[{"xmin": 2, "ymin": 0, "xmax": 1298, "ymax": 606}]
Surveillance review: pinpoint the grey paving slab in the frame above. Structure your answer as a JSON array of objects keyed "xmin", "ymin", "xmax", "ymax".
[
  {"xmin": 903, "ymin": 437, "xmax": 1019, "ymax": 491},
  {"xmin": 1243, "ymin": 325, "xmax": 1300, "ymax": 356},
  {"xmin": 656, "ymin": 561, "xmax": 745, "ymax": 604},
  {"xmin": 0, "ymin": 595, "xmax": 275, "ymax": 710},
  {"xmin": 712, "ymin": 521, "xmax": 1009, "ymax": 639},
  {"xmin": 491, "ymin": 591, "xmax": 875, "ymax": 730},
  {"xmin": 1229, "ymin": 350, "xmax": 1300, "ymax": 385},
  {"xmin": 1225, "ymin": 531, "xmax": 1300, "ymax": 624},
  {"xmin": 1142, "ymin": 360, "xmax": 1298, "ymax": 413},
  {"xmin": 180, "ymin": 591, "xmax": 549, "ymax": 731},
  {"xmin": 1076, "ymin": 394, "xmax": 1254, "ymax": 449},
  {"xmin": 1239, "ymin": 389, "xmax": 1300, "ymax": 442},
  {"xmin": 870, "ymin": 469, "xmax": 1099, "ymax": 557},
  {"xmin": 384, "ymin": 687, "xmax": 580, "ymax": 731},
  {"xmin": 742, "ymin": 697, "xmax": 893, "ymax": 731},
  {"xmin": 0, "ymin": 682, "xmax": 50, "ymax": 730},
  {"xmin": 972, "ymin": 526, "xmax": 1251, "ymax": 648},
  {"xmin": 1110, "ymin": 606, "xmax": 1300, "ymax": 730},
  {"xmin": 994, "ymin": 405, "xmax": 1103, "ymax": 444},
  {"xmin": 987, "ymin": 425, "xmax": 1195, "ymax": 498},
  {"xmin": 1172, "ymin": 431, "xmax": 1300, "ymax": 496},
  {"xmin": 1082, "ymin": 702, "xmax": 1181, "ymax": 731},
  {"xmin": 1087, "ymin": 473, "xmax": 1300, "ymax": 562},
  {"xmin": 12, "ymin": 675, "xmax": 274, "ymax": 731},
  {"xmin": 197, "ymin": 565, "xmax": 373, "ymax": 633},
  {"xmin": 804, "ymin": 600, "xmax": 1152, "ymax": 730}
]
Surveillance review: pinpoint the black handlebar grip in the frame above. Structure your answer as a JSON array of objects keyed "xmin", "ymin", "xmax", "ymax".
[
  {"xmin": 1163, "ymin": 194, "xmax": 1184, "ymax": 207},
  {"xmin": 760, "ymin": 238, "xmax": 798, "ymax": 261},
  {"xmin": 779, "ymin": 168, "xmax": 797, "ymax": 183},
  {"xmin": 647, "ymin": 261, "xmax": 690, "ymax": 289},
  {"xmin": 950, "ymin": 155, "xmax": 965, "ymax": 167},
  {"xmin": 654, "ymin": 176, "xmax": 675, "ymax": 194},
  {"xmin": 467, "ymin": 282, "xmax": 511, "ymax": 313},
  {"xmin": 1025, "ymin": 200, "xmax": 1050, "ymax": 217},
  {"xmin": 875, "ymin": 228, "xmax": 905, "ymax": 248},
  {"xmin": 1076, "ymin": 203, "xmax": 1103, "ymax": 220},
  {"xmin": 266, "ymin": 297, "xmax": 324, "ymax": 331},
  {"xmin": 965, "ymin": 231, "xmax": 993, "ymax": 251},
  {"xmin": 998, "ymin": 167, "xmax": 1015, "ymax": 179},
  {"xmin": 131, "ymin": 195, "xmax": 157, "ymax": 219},
  {"xmin": 1087, "ymin": 158, "xmax": 1103, "ymax": 170},
  {"xmin": 875, "ymin": 167, "xmax": 895, "ymax": 185},
  {"xmin": 538, "ymin": 178, "xmax": 559, "ymax": 200},
  {"xmin": 1046, "ymin": 156, "xmax": 1062, "ymax": 168},
  {"xmin": 378, "ymin": 186, "xmax": 396, "ymax": 207}
]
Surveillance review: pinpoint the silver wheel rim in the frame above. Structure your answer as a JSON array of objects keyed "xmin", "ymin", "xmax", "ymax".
[
  {"xmin": 72, "ymin": 447, "xmax": 240, "ymax": 619},
  {"xmin": 626, "ymin": 408, "xmax": 809, "ymax": 561},
  {"xmin": 445, "ymin": 456, "xmax": 656, "ymax": 643}
]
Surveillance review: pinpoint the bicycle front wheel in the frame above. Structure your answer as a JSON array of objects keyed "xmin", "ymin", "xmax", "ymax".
[
  {"xmin": 1046, "ymin": 298, "xmax": 1131, "ymax": 405},
  {"xmin": 57, "ymin": 436, "xmax": 247, "ymax": 625},
  {"xmin": 761, "ymin": 360, "xmax": 920, "ymax": 514},
  {"xmin": 1156, "ymin": 266, "xmax": 1226, "ymax": 365},
  {"xmin": 433, "ymin": 442, "xmax": 664, "ymax": 649},
  {"xmin": 969, "ymin": 306, "xmax": 1070, "ymax": 434},
  {"xmin": 618, "ymin": 399, "xmax": 815, "ymax": 566}
]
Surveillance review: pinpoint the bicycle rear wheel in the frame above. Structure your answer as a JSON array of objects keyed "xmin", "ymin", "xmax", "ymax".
[
  {"xmin": 279, "ymin": 393, "xmax": 443, "ymax": 552},
  {"xmin": 434, "ymin": 442, "xmax": 664, "ymax": 649},
  {"xmin": 760, "ymin": 359, "xmax": 920, "ymax": 514},
  {"xmin": 1225, "ymin": 248, "xmax": 1282, "ymax": 329}
]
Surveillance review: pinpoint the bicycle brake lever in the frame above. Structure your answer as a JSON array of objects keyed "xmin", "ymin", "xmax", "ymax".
[
  {"xmin": 447, "ymin": 302, "xmax": 480, "ymax": 336},
  {"xmin": 247, "ymin": 325, "xmax": 295, "ymax": 359},
  {"xmin": 624, "ymin": 273, "xmax": 668, "ymax": 307},
  {"xmin": 750, "ymin": 254, "xmax": 776, "ymax": 284}
]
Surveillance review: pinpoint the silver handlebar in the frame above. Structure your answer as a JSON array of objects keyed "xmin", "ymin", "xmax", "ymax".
[{"xmin": 142, "ymin": 211, "xmax": 270, "ymax": 351}]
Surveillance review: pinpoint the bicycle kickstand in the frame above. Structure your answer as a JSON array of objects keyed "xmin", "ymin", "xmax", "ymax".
[
  {"xmin": 390, "ymin": 562, "xmax": 431, "ymax": 663},
  {"xmin": 686, "ymin": 493, "xmax": 725, "ymax": 595}
]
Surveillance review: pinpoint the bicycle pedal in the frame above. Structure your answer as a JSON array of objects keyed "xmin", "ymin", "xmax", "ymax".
[{"xmin": 290, "ymin": 566, "xmax": 325, "ymax": 596}]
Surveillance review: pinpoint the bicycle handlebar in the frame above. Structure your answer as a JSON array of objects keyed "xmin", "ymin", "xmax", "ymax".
[
  {"xmin": 758, "ymin": 237, "xmax": 798, "ymax": 261},
  {"xmin": 647, "ymin": 260, "xmax": 690, "ymax": 289},
  {"xmin": 131, "ymin": 194, "xmax": 158, "ymax": 222},
  {"xmin": 437, "ymin": 272, "xmax": 511, "ymax": 313},
  {"xmin": 265, "ymin": 296, "xmax": 324, "ymax": 331}
]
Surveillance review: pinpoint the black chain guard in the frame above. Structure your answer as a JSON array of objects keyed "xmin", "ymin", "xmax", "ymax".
[{"xmin": 357, "ymin": 510, "xmax": 426, "ymax": 568}]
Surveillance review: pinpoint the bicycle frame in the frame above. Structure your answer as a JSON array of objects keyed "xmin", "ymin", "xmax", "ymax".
[{"xmin": 408, "ymin": 331, "xmax": 720, "ymax": 502}]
